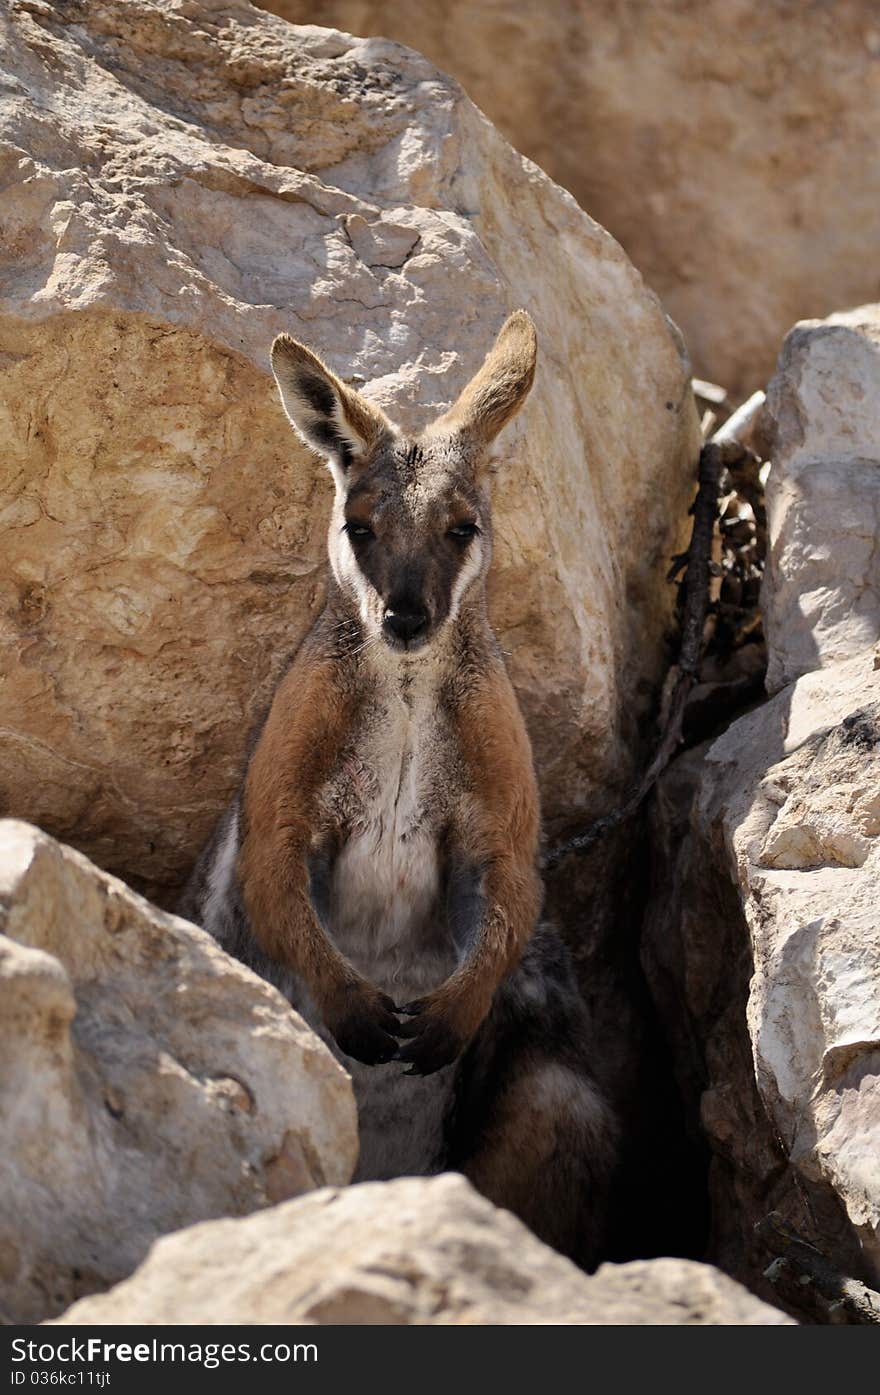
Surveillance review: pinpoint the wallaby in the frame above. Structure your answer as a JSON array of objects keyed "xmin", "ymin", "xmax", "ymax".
[{"xmin": 181, "ymin": 311, "xmax": 616, "ymax": 1262}]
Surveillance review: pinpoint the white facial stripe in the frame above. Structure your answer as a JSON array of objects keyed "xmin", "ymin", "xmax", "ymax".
[
  {"xmin": 328, "ymin": 495, "xmax": 384, "ymax": 634},
  {"xmin": 339, "ymin": 532, "xmax": 378, "ymax": 622},
  {"xmin": 448, "ymin": 536, "xmax": 484, "ymax": 621}
]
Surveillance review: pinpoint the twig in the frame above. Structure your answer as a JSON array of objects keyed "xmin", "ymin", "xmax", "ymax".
[
  {"xmin": 756, "ymin": 1212, "xmax": 880, "ymax": 1325},
  {"xmin": 711, "ymin": 389, "xmax": 765, "ymax": 448},
  {"xmin": 543, "ymin": 424, "xmax": 757, "ymax": 870},
  {"xmin": 692, "ymin": 376, "xmax": 728, "ymax": 406}
]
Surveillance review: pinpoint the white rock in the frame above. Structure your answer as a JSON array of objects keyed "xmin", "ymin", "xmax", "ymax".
[
  {"xmin": 648, "ymin": 301, "xmax": 880, "ymax": 1307},
  {"xmin": 0, "ymin": 820, "xmax": 357, "ymax": 1324},
  {"xmin": 263, "ymin": 0, "xmax": 880, "ymax": 398},
  {"xmin": 53, "ymin": 1173, "xmax": 791, "ymax": 1325},
  {"xmin": 762, "ymin": 306, "xmax": 880, "ymax": 694},
  {"xmin": 699, "ymin": 651, "xmax": 880, "ymax": 1278}
]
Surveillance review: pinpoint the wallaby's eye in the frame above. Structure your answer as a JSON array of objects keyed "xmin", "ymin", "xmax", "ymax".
[
  {"xmin": 447, "ymin": 521, "xmax": 481, "ymax": 542},
  {"xmin": 343, "ymin": 522, "xmax": 374, "ymax": 541}
]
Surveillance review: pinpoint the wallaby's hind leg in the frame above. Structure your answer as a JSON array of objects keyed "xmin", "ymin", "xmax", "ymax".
[{"xmin": 448, "ymin": 927, "xmax": 617, "ymax": 1267}]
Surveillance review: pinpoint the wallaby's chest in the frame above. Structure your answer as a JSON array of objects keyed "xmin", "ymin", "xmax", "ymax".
[{"xmin": 319, "ymin": 676, "xmax": 459, "ymax": 993}]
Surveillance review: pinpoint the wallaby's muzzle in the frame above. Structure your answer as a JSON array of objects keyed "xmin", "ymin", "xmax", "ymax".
[{"xmin": 382, "ymin": 599, "xmax": 430, "ymax": 650}]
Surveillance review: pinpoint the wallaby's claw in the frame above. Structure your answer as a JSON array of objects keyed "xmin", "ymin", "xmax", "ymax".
[
  {"xmin": 395, "ymin": 1011, "xmax": 461, "ymax": 1076},
  {"xmin": 329, "ymin": 983, "xmax": 403, "ymax": 1066},
  {"xmin": 334, "ymin": 1017, "xmax": 399, "ymax": 1066}
]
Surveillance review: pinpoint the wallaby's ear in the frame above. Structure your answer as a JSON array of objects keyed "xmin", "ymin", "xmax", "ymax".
[
  {"xmin": 271, "ymin": 335, "xmax": 394, "ymax": 474},
  {"xmin": 430, "ymin": 309, "xmax": 537, "ymax": 452}
]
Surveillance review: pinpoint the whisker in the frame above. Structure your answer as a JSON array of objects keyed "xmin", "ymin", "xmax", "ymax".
[{"xmin": 345, "ymin": 634, "xmax": 382, "ymax": 660}]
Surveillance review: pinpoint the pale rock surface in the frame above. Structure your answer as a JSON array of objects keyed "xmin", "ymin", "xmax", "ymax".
[
  {"xmin": 0, "ymin": 0, "xmax": 699, "ymax": 906},
  {"xmin": 264, "ymin": 0, "xmax": 880, "ymax": 397},
  {"xmin": 762, "ymin": 306, "xmax": 880, "ymax": 694},
  {"xmin": 54, "ymin": 1173, "xmax": 792, "ymax": 1325},
  {"xmin": 0, "ymin": 819, "xmax": 357, "ymax": 1324},
  {"xmin": 645, "ymin": 304, "xmax": 880, "ymax": 1304},
  {"xmin": 700, "ymin": 652, "xmax": 880, "ymax": 1277},
  {"xmin": 645, "ymin": 652, "xmax": 880, "ymax": 1303}
]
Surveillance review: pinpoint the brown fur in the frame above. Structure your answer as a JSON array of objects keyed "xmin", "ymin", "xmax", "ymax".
[
  {"xmin": 238, "ymin": 611, "xmax": 542, "ymax": 1069},
  {"xmin": 237, "ymin": 644, "xmax": 402, "ymax": 1057},
  {"xmin": 271, "ymin": 334, "xmax": 393, "ymax": 457},
  {"xmin": 185, "ymin": 311, "xmax": 617, "ymax": 1259},
  {"xmin": 431, "ymin": 310, "xmax": 538, "ymax": 452},
  {"xmin": 237, "ymin": 310, "xmax": 543, "ymax": 1071},
  {"xmin": 396, "ymin": 662, "xmax": 541, "ymax": 1055}
]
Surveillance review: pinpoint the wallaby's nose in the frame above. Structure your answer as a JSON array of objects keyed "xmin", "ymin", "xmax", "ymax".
[{"xmin": 383, "ymin": 604, "xmax": 428, "ymax": 645}]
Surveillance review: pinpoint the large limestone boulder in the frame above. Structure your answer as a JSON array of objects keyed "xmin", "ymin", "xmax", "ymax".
[
  {"xmin": 697, "ymin": 653, "xmax": 880, "ymax": 1281},
  {"xmin": 54, "ymin": 1173, "xmax": 792, "ymax": 1324},
  {"xmin": 0, "ymin": 0, "xmax": 698, "ymax": 908},
  {"xmin": 647, "ymin": 662, "xmax": 880, "ymax": 1313},
  {"xmin": 651, "ymin": 652, "xmax": 880, "ymax": 1300},
  {"xmin": 762, "ymin": 306, "xmax": 880, "ymax": 695},
  {"xmin": 0, "ymin": 820, "xmax": 357, "ymax": 1324},
  {"xmin": 263, "ymin": 1, "xmax": 880, "ymax": 398},
  {"xmin": 645, "ymin": 298, "xmax": 880, "ymax": 1307}
]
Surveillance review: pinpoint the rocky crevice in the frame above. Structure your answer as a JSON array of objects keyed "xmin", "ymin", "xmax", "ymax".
[
  {"xmin": 1, "ymin": 0, "xmax": 879, "ymax": 1328},
  {"xmin": 634, "ymin": 309, "xmax": 880, "ymax": 1318}
]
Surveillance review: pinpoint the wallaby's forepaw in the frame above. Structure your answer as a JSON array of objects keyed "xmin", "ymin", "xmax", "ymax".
[
  {"xmin": 395, "ymin": 994, "xmax": 469, "ymax": 1076},
  {"xmin": 327, "ymin": 983, "xmax": 401, "ymax": 1066}
]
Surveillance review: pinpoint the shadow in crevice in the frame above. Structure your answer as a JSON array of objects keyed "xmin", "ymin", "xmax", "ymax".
[
  {"xmin": 639, "ymin": 681, "xmax": 879, "ymax": 1321},
  {"xmin": 545, "ymin": 811, "xmax": 712, "ymax": 1269},
  {"xmin": 603, "ymin": 984, "xmax": 713, "ymax": 1265}
]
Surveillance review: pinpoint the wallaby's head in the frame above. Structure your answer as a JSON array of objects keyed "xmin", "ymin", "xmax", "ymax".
[{"xmin": 271, "ymin": 311, "xmax": 537, "ymax": 654}]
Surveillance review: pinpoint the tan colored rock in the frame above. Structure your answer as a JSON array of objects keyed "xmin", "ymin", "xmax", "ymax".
[
  {"xmin": 762, "ymin": 306, "xmax": 880, "ymax": 695},
  {"xmin": 0, "ymin": 819, "xmax": 357, "ymax": 1324},
  {"xmin": 0, "ymin": 0, "xmax": 698, "ymax": 907},
  {"xmin": 263, "ymin": 0, "xmax": 880, "ymax": 398},
  {"xmin": 54, "ymin": 1173, "xmax": 791, "ymax": 1325}
]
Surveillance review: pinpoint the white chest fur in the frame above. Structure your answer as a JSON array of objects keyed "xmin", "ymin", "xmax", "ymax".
[
  {"xmin": 328, "ymin": 663, "xmax": 456, "ymax": 999},
  {"xmin": 323, "ymin": 660, "xmax": 460, "ymax": 1182}
]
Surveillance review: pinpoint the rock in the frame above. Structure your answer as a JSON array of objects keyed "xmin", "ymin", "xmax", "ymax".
[
  {"xmin": 53, "ymin": 1173, "xmax": 791, "ymax": 1324},
  {"xmin": 762, "ymin": 306, "xmax": 880, "ymax": 695},
  {"xmin": 645, "ymin": 652, "xmax": 880, "ymax": 1310},
  {"xmin": 0, "ymin": 819, "xmax": 357, "ymax": 1324},
  {"xmin": 262, "ymin": 0, "xmax": 880, "ymax": 398},
  {"xmin": 0, "ymin": 0, "xmax": 699, "ymax": 908},
  {"xmin": 644, "ymin": 300, "xmax": 880, "ymax": 1311},
  {"xmin": 702, "ymin": 653, "xmax": 880, "ymax": 1275}
]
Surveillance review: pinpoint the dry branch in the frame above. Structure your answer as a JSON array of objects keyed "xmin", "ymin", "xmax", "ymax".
[
  {"xmin": 712, "ymin": 388, "xmax": 765, "ymax": 448},
  {"xmin": 756, "ymin": 1212, "xmax": 880, "ymax": 1325},
  {"xmin": 692, "ymin": 376, "xmax": 728, "ymax": 406},
  {"xmin": 543, "ymin": 419, "xmax": 760, "ymax": 870}
]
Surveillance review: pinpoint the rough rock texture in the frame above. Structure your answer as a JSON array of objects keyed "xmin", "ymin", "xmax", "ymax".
[
  {"xmin": 0, "ymin": 819, "xmax": 357, "ymax": 1325},
  {"xmin": 0, "ymin": 0, "xmax": 699, "ymax": 909},
  {"xmin": 54, "ymin": 1173, "xmax": 792, "ymax": 1325},
  {"xmin": 762, "ymin": 306, "xmax": 880, "ymax": 695},
  {"xmin": 707, "ymin": 655, "xmax": 880, "ymax": 1273},
  {"xmin": 647, "ymin": 654, "xmax": 880, "ymax": 1310},
  {"xmin": 265, "ymin": 0, "xmax": 880, "ymax": 397},
  {"xmin": 641, "ymin": 290, "xmax": 880, "ymax": 1314}
]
